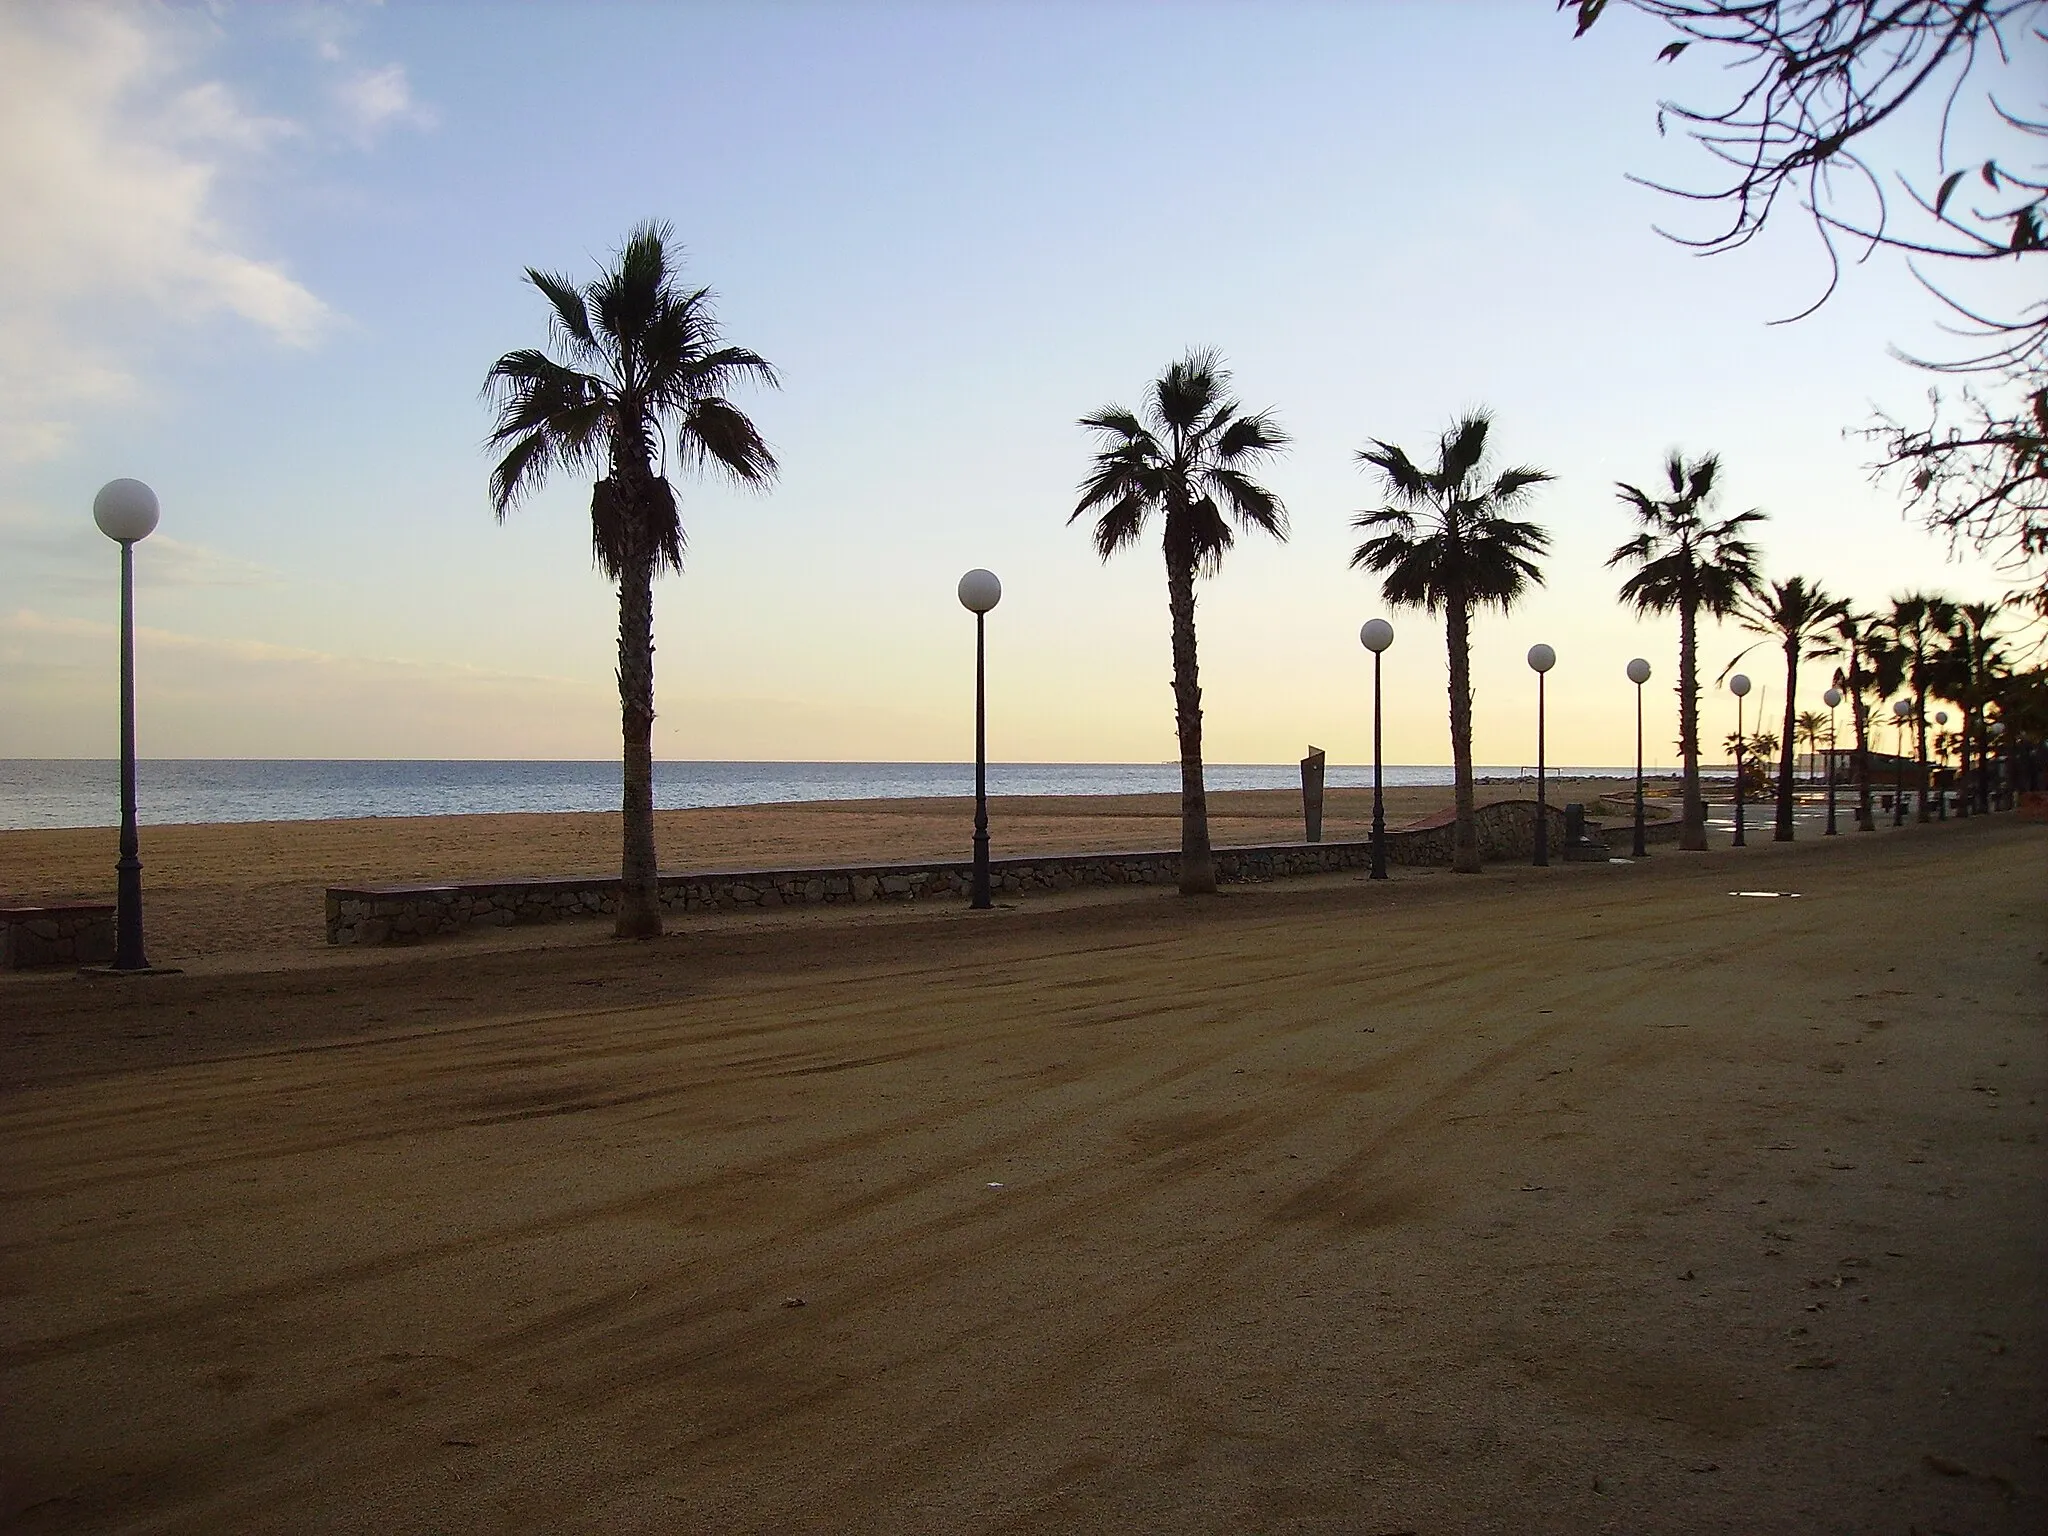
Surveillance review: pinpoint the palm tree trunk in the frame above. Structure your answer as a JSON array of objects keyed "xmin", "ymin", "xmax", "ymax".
[
  {"xmin": 1446, "ymin": 596, "xmax": 1481, "ymax": 874},
  {"xmin": 615, "ymin": 539, "xmax": 663, "ymax": 938},
  {"xmin": 1852, "ymin": 688, "xmax": 1874, "ymax": 831},
  {"xmin": 1677, "ymin": 601, "xmax": 1706, "ymax": 851},
  {"xmin": 1164, "ymin": 544, "xmax": 1215, "ymax": 895},
  {"xmin": 1913, "ymin": 672, "xmax": 1931, "ymax": 821},
  {"xmin": 1775, "ymin": 638, "xmax": 1798, "ymax": 841}
]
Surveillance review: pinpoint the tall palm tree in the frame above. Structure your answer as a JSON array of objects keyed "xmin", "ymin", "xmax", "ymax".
[
  {"xmin": 1878, "ymin": 593, "xmax": 1958, "ymax": 822},
  {"xmin": 485, "ymin": 222, "xmax": 778, "ymax": 937},
  {"xmin": 1730, "ymin": 578, "xmax": 1848, "ymax": 841},
  {"xmin": 1941, "ymin": 600, "xmax": 2005, "ymax": 812},
  {"xmin": 1352, "ymin": 410, "xmax": 1551, "ymax": 874},
  {"xmin": 1608, "ymin": 453, "xmax": 1765, "ymax": 852},
  {"xmin": 1072, "ymin": 350, "xmax": 1288, "ymax": 895},
  {"xmin": 1831, "ymin": 609, "xmax": 1892, "ymax": 832}
]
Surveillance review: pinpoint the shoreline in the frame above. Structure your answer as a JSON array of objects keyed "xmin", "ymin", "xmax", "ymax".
[{"xmin": 3, "ymin": 779, "xmax": 1670, "ymax": 964}]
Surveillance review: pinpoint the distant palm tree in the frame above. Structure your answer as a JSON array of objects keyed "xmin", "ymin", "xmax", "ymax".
[
  {"xmin": 1353, "ymin": 410, "xmax": 1551, "ymax": 874},
  {"xmin": 1941, "ymin": 600, "xmax": 2005, "ymax": 812},
  {"xmin": 1796, "ymin": 709, "xmax": 1829, "ymax": 781},
  {"xmin": 1609, "ymin": 453, "xmax": 1765, "ymax": 852},
  {"xmin": 1831, "ymin": 609, "xmax": 1892, "ymax": 831},
  {"xmin": 1879, "ymin": 593, "xmax": 1958, "ymax": 821},
  {"xmin": 1731, "ymin": 577, "xmax": 1848, "ymax": 841},
  {"xmin": 1072, "ymin": 349, "xmax": 1288, "ymax": 895},
  {"xmin": 485, "ymin": 222, "xmax": 778, "ymax": 937}
]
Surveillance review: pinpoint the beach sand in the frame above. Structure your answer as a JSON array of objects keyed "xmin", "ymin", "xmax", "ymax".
[
  {"xmin": 1, "ymin": 778, "xmax": 1660, "ymax": 963},
  {"xmin": 1, "ymin": 807, "xmax": 2040, "ymax": 1533}
]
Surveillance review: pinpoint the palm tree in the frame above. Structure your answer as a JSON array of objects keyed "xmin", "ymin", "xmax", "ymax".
[
  {"xmin": 1731, "ymin": 577, "xmax": 1848, "ymax": 841},
  {"xmin": 1796, "ymin": 709, "xmax": 1828, "ymax": 780},
  {"xmin": 1352, "ymin": 410, "xmax": 1551, "ymax": 874},
  {"xmin": 1878, "ymin": 593, "xmax": 1958, "ymax": 821},
  {"xmin": 485, "ymin": 222, "xmax": 778, "ymax": 937},
  {"xmin": 1072, "ymin": 350, "xmax": 1288, "ymax": 895},
  {"xmin": 1941, "ymin": 600, "xmax": 2005, "ymax": 812},
  {"xmin": 1831, "ymin": 609, "xmax": 1892, "ymax": 832},
  {"xmin": 1608, "ymin": 453, "xmax": 1765, "ymax": 852}
]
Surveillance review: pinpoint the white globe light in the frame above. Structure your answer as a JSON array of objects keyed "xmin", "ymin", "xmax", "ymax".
[
  {"xmin": 1730, "ymin": 673, "xmax": 1751, "ymax": 698},
  {"xmin": 1935, "ymin": 710, "xmax": 1948, "ymax": 725},
  {"xmin": 1892, "ymin": 698, "xmax": 1912, "ymax": 718},
  {"xmin": 1626, "ymin": 657, "xmax": 1651, "ymax": 685},
  {"xmin": 957, "ymin": 568, "xmax": 1001, "ymax": 614},
  {"xmin": 1527, "ymin": 643, "xmax": 1556, "ymax": 674},
  {"xmin": 1989, "ymin": 720, "xmax": 2005, "ymax": 736},
  {"xmin": 93, "ymin": 479, "xmax": 159, "ymax": 543},
  {"xmin": 1823, "ymin": 687, "xmax": 1843, "ymax": 708},
  {"xmin": 1359, "ymin": 618, "xmax": 1394, "ymax": 653}
]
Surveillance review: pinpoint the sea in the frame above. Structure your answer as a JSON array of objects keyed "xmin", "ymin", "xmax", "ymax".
[{"xmin": 0, "ymin": 760, "xmax": 1638, "ymax": 832}]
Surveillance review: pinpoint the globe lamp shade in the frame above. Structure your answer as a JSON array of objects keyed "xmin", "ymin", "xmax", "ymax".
[
  {"xmin": 93, "ymin": 479, "xmax": 159, "ymax": 543},
  {"xmin": 957, "ymin": 568, "xmax": 1001, "ymax": 614},
  {"xmin": 1527, "ymin": 643, "xmax": 1556, "ymax": 673},
  {"xmin": 1627, "ymin": 657, "xmax": 1651, "ymax": 686},
  {"xmin": 1359, "ymin": 619, "xmax": 1394, "ymax": 654}
]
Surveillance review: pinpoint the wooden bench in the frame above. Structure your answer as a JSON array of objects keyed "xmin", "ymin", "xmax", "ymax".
[{"xmin": 1, "ymin": 904, "xmax": 117, "ymax": 970}]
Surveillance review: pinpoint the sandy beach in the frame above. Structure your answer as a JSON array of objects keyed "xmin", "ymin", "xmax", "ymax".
[
  {"xmin": 1, "ymin": 778, "xmax": 1661, "ymax": 963},
  {"xmin": 1, "ymin": 802, "xmax": 2041, "ymax": 1533}
]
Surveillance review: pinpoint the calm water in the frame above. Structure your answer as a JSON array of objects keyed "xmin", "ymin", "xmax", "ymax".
[{"xmin": 0, "ymin": 760, "xmax": 1639, "ymax": 832}]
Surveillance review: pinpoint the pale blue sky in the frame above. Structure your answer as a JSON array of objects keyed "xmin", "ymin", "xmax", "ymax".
[{"xmin": 0, "ymin": 1, "xmax": 2028, "ymax": 766}]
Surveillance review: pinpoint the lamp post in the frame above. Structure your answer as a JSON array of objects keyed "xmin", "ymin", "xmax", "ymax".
[
  {"xmin": 1822, "ymin": 686, "xmax": 1842, "ymax": 836},
  {"xmin": 1891, "ymin": 697, "xmax": 1912, "ymax": 826},
  {"xmin": 1360, "ymin": 620, "xmax": 1394, "ymax": 880},
  {"xmin": 1627, "ymin": 657, "xmax": 1651, "ymax": 857},
  {"xmin": 93, "ymin": 478, "xmax": 160, "ymax": 972},
  {"xmin": 1730, "ymin": 673, "xmax": 1751, "ymax": 848},
  {"xmin": 958, "ymin": 569, "xmax": 1001, "ymax": 910},
  {"xmin": 1528, "ymin": 643, "xmax": 1556, "ymax": 867},
  {"xmin": 1933, "ymin": 709, "xmax": 1949, "ymax": 818},
  {"xmin": 1988, "ymin": 719, "xmax": 2005, "ymax": 810}
]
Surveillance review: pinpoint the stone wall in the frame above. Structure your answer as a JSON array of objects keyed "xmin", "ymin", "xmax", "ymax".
[
  {"xmin": 1, "ymin": 904, "xmax": 116, "ymax": 970},
  {"xmin": 325, "ymin": 800, "xmax": 1570, "ymax": 947}
]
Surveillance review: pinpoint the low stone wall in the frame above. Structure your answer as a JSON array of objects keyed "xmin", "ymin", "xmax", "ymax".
[
  {"xmin": 2, "ymin": 904, "xmax": 117, "ymax": 970},
  {"xmin": 325, "ymin": 800, "xmax": 1570, "ymax": 947}
]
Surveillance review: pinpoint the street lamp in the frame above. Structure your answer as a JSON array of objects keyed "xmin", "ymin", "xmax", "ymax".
[
  {"xmin": 958, "ymin": 568, "xmax": 1001, "ymax": 910},
  {"xmin": 1528, "ymin": 643, "xmax": 1556, "ymax": 867},
  {"xmin": 1891, "ymin": 697, "xmax": 1912, "ymax": 826},
  {"xmin": 1627, "ymin": 657, "xmax": 1651, "ymax": 858},
  {"xmin": 1822, "ymin": 686, "xmax": 1843, "ymax": 836},
  {"xmin": 1933, "ymin": 709, "xmax": 1949, "ymax": 819},
  {"xmin": 93, "ymin": 478, "xmax": 160, "ymax": 972},
  {"xmin": 1360, "ymin": 620, "xmax": 1394, "ymax": 881},
  {"xmin": 1988, "ymin": 719, "xmax": 2006, "ymax": 810},
  {"xmin": 1729, "ymin": 673, "xmax": 1752, "ymax": 848}
]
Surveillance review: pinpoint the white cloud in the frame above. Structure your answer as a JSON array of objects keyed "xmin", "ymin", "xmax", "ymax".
[
  {"xmin": 335, "ymin": 62, "xmax": 436, "ymax": 142},
  {"xmin": 0, "ymin": 5, "xmax": 331, "ymax": 462}
]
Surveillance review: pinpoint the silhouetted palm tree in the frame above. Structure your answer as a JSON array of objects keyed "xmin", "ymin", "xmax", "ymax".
[
  {"xmin": 485, "ymin": 222, "xmax": 778, "ymax": 937},
  {"xmin": 1939, "ymin": 600, "xmax": 2005, "ymax": 812},
  {"xmin": 1731, "ymin": 577, "xmax": 1848, "ymax": 841},
  {"xmin": 1831, "ymin": 609, "xmax": 1893, "ymax": 831},
  {"xmin": 1609, "ymin": 453, "xmax": 1765, "ymax": 851},
  {"xmin": 1072, "ymin": 350, "xmax": 1288, "ymax": 894},
  {"xmin": 1879, "ymin": 593, "xmax": 1958, "ymax": 821},
  {"xmin": 1353, "ymin": 410, "xmax": 1551, "ymax": 874},
  {"xmin": 1796, "ymin": 709, "xmax": 1828, "ymax": 780}
]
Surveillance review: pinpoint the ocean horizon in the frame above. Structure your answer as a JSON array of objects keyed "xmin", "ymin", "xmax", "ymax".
[{"xmin": 0, "ymin": 759, "xmax": 1665, "ymax": 833}]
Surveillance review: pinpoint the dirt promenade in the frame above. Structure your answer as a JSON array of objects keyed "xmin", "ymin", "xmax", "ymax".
[{"xmin": 1, "ymin": 818, "xmax": 2042, "ymax": 1533}]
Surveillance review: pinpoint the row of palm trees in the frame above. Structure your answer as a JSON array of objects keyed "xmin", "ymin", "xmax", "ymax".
[
  {"xmin": 1071, "ymin": 354, "xmax": 2026, "ymax": 890},
  {"xmin": 483, "ymin": 225, "xmax": 2026, "ymax": 932}
]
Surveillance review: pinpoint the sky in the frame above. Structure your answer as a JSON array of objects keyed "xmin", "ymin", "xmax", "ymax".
[{"xmin": 0, "ymin": 0, "xmax": 2034, "ymax": 769}]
